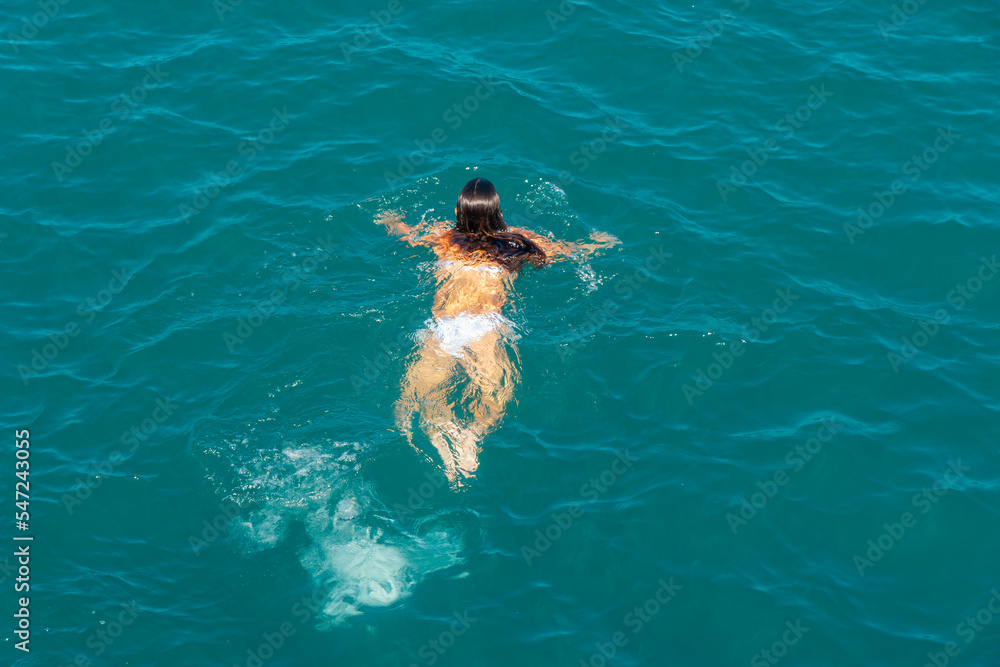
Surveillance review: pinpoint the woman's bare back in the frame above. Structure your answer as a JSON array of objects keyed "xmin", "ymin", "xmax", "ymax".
[{"xmin": 429, "ymin": 237, "xmax": 512, "ymax": 318}]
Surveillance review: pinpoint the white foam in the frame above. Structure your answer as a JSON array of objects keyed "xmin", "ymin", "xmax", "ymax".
[
  {"xmin": 575, "ymin": 260, "xmax": 600, "ymax": 294},
  {"xmin": 209, "ymin": 440, "xmax": 462, "ymax": 626},
  {"xmin": 299, "ymin": 506, "xmax": 411, "ymax": 621}
]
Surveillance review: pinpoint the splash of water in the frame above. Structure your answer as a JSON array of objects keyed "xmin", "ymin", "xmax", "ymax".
[{"xmin": 208, "ymin": 439, "xmax": 462, "ymax": 626}]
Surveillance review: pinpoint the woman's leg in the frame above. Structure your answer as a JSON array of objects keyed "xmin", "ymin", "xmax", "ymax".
[
  {"xmin": 454, "ymin": 330, "xmax": 520, "ymax": 473},
  {"xmin": 394, "ymin": 339, "xmax": 462, "ymax": 477}
]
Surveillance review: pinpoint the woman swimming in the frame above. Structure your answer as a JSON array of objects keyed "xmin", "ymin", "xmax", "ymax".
[{"xmin": 377, "ymin": 177, "xmax": 619, "ymax": 483}]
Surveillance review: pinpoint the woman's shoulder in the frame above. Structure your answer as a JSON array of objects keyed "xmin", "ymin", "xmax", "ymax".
[{"xmin": 431, "ymin": 229, "xmax": 458, "ymax": 256}]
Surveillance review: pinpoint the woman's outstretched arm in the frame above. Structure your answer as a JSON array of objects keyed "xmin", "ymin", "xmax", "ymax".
[
  {"xmin": 375, "ymin": 211, "xmax": 449, "ymax": 247},
  {"xmin": 511, "ymin": 228, "xmax": 620, "ymax": 261}
]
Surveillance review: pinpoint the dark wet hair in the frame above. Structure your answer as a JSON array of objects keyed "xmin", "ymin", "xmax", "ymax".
[{"xmin": 447, "ymin": 178, "xmax": 546, "ymax": 271}]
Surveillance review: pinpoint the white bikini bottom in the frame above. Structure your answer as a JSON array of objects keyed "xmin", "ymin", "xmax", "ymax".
[{"xmin": 417, "ymin": 312, "xmax": 517, "ymax": 358}]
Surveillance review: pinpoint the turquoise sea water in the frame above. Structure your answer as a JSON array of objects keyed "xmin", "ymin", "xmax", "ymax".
[{"xmin": 3, "ymin": 0, "xmax": 1000, "ymax": 665}]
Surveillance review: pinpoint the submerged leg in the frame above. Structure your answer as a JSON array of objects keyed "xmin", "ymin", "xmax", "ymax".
[
  {"xmin": 395, "ymin": 341, "xmax": 456, "ymax": 432},
  {"xmin": 453, "ymin": 330, "xmax": 520, "ymax": 474},
  {"xmin": 395, "ymin": 340, "xmax": 462, "ymax": 477}
]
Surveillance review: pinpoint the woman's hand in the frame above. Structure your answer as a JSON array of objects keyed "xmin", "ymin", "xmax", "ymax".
[
  {"xmin": 572, "ymin": 230, "xmax": 621, "ymax": 257},
  {"xmin": 375, "ymin": 210, "xmax": 406, "ymax": 233},
  {"xmin": 375, "ymin": 211, "xmax": 448, "ymax": 247},
  {"xmin": 377, "ymin": 211, "xmax": 424, "ymax": 241},
  {"xmin": 588, "ymin": 230, "xmax": 620, "ymax": 247}
]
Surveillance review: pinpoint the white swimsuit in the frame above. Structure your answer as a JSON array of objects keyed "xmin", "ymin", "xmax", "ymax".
[
  {"xmin": 435, "ymin": 259, "xmax": 505, "ymax": 277},
  {"xmin": 418, "ymin": 312, "xmax": 517, "ymax": 357}
]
